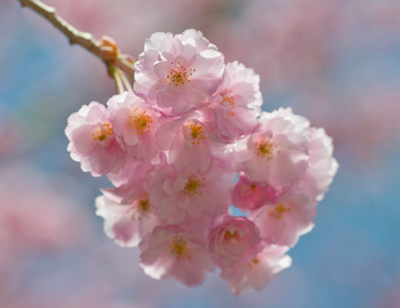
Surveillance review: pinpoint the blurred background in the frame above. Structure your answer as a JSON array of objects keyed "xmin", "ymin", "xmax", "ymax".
[{"xmin": 1, "ymin": 0, "xmax": 400, "ymax": 307}]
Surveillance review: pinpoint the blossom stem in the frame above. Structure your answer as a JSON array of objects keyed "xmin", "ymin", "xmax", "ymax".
[
  {"xmin": 16, "ymin": 0, "xmax": 136, "ymax": 78},
  {"xmin": 112, "ymin": 67, "xmax": 125, "ymax": 94},
  {"xmin": 118, "ymin": 68, "xmax": 133, "ymax": 92}
]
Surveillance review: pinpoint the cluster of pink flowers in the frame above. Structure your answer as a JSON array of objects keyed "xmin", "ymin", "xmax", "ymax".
[{"xmin": 65, "ymin": 29, "xmax": 338, "ymax": 295}]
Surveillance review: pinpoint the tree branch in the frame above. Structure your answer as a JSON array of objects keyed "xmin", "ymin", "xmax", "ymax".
[{"xmin": 17, "ymin": 0, "xmax": 135, "ymax": 77}]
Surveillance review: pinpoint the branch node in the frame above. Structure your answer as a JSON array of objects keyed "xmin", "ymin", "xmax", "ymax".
[{"xmin": 17, "ymin": 0, "xmax": 136, "ymax": 79}]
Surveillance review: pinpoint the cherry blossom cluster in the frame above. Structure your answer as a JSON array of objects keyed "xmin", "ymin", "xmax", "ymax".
[{"xmin": 65, "ymin": 29, "xmax": 338, "ymax": 295}]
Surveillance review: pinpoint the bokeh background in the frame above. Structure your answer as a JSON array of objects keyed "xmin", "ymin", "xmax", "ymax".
[{"xmin": 1, "ymin": 0, "xmax": 400, "ymax": 307}]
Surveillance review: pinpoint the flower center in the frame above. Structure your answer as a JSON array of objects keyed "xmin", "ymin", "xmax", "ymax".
[
  {"xmin": 131, "ymin": 193, "xmax": 151, "ymax": 221},
  {"xmin": 224, "ymin": 230, "xmax": 239, "ymax": 240},
  {"xmin": 184, "ymin": 175, "xmax": 204, "ymax": 196},
  {"xmin": 254, "ymin": 138, "xmax": 278, "ymax": 160},
  {"xmin": 268, "ymin": 203, "xmax": 291, "ymax": 220},
  {"xmin": 219, "ymin": 89, "xmax": 235, "ymax": 116},
  {"xmin": 138, "ymin": 194, "xmax": 150, "ymax": 213},
  {"xmin": 129, "ymin": 108, "xmax": 153, "ymax": 134},
  {"xmin": 184, "ymin": 121, "xmax": 206, "ymax": 145},
  {"xmin": 169, "ymin": 237, "xmax": 191, "ymax": 260},
  {"xmin": 93, "ymin": 123, "xmax": 113, "ymax": 141},
  {"xmin": 250, "ymin": 184, "xmax": 258, "ymax": 192},
  {"xmin": 167, "ymin": 62, "xmax": 195, "ymax": 86},
  {"xmin": 247, "ymin": 257, "xmax": 260, "ymax": 269}
]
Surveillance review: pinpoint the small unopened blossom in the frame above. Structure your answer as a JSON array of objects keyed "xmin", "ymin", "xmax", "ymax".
[
  {"xmin": 208, "ymin": 216, "xmax": 261, "ymax": 268},
  {"xmin": 235, "ymin": 108, "xmax": 311, "ymax": 188},
  {"xmin": 134, "ymin": 29, "xmax": 225, "ymax": 115},
  {"xmin": 107, "ymin": 92, "xmax": 161, "ymax": 162},
  {"xmin": 296, "ymin": 127, "xmax": 339, "ymax": 201},
  {"xmin": 139, "ymin": 226, "xmax": 215, "ymax": 286},
  {"xmin": 212, "ymin": 61, "xmax": 262, "ymax": 142},
  {"xmin": 220, "ymin": 245, "xmax": 292, "ymax": 296},
  {"xmin": 65, "ymin": 102, "xmax": 126, "ymax": 176},
  {"xmin": 248, "ymin": 189, "xmax": 316, "ymax": 247},
  {"xmin": 232, "ymin": 173, "xmax": 277, "ymax": 211}
]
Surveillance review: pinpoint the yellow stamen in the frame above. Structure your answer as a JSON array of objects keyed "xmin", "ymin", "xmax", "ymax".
[
  {"xmin": 167, "ymin": 65, "xmax": 195, "ymax": 85},
  {"xmin": 93, "ymin": 123, "xmax": 113, "ymax": 141},
  {"xmin": 131, "ymin": 193, "xmax": 151, "ymax": 221},
  {"xmin": 219, "ymin": 89, "xmax": 235, "ymax": 116},
  {"xmin": 169, "ymin": 237, "xmax": 191, "ymax": 260},
  {"xmin": 268, "ymin": 203, "xmax": 291, "ymax": 220},
  {"xmin": 129, "ymin": 108, "xmax": 153, "ymax": 135},
  {"xmin": 184, "ymin": 121, "xmax": 206, "ymax": 145},
  {"xmin": 254, "ymin": 138, "xmax": 278, "ymax": 160},
  {"xmin": 138, "ymin": 194, "xmax": 150, "ymax": 213},
  {"xmin": 224, "ymin": 230, "xmax": 239, "ymax": 240},
  {"xmin": 248, "ymin": 258, "xmax": 260, "ymax": 268},
  {"xmin": 184, "ymin": 175, "xmax": 204, "ymax": 196}
]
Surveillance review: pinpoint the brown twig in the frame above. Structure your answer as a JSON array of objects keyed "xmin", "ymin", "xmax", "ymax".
[{"xmin": 17, "ymin": 0, "xmax": 135, "ymax": 79}]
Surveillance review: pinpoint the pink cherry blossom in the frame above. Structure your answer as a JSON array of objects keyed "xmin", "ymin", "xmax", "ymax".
[
  {"xmin": 95, "ymin": 162, "xmax": 161, "ymax": 247},
  {"xmin": 107, "ymin": 152, "xmax": 167, "ymax": 187},
  {"xmin": 220, "ymin": 245, "xmax": 292, "ymax": 296},
  {"xmin": 156, "ymin": 110, "xmax": 220, "ymax": 174},
  {"xmin": 232, "ymin": 173, "xmax": 277, "ymax": 211},
  {"xmin": 107, "ymin": 92, "xmax": 161, "ymax": 162},
  {"xmin": 134, "ymin": 29, "xmax": 225, "ymax": 115},
  {"xmin": 296, "ymin": 127, "xmax": 339, "ymax": 201},
  {"xmin": 107, "ymin": 158, "xmax": 141, "ymax": 187},
  {"xmin": 248, "ymin": 189, "xmax": 316, "ymax": 247},
  {"xmin": 208, "ymin": 216, "xmax": 261, "ymax": 269},
  {"xmin": 211, "ymin": 61, "xmax": 262, "ymax": 142},
  {"xmin": 147, "ymin": 162, "xmax": 232, "ymax": 225},
  {"xmin": 139, "ymin": 225, "xmax": 215, "ymax": 286},
  {"xmin": 65, "ymin": 101, "xmax": 126, "ymax": 176},
  {"xmin": 234, "ymin": 108, "xmax": 311, "ymax": 188}
]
